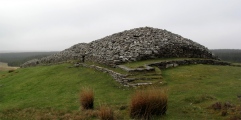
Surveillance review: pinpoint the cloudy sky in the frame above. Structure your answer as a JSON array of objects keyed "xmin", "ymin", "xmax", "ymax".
[{"xmin": 0, "ymin": 0, "xmax": 241, "ymax": 52}]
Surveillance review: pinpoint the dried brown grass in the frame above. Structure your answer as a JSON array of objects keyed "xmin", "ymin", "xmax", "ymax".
[
  {"xmin": 98, "ymin": 105, "xmax": 115, "ymax": 120},
  {"xmin": 130, "ymin": 87, "xmax": 167, "ymax": 119},
  {"xmin": 80, "ymin": 87, "xmax": 94, "ymax": 110}
]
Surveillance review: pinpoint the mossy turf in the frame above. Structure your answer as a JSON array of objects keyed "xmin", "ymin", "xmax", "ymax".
[
  {"xmin": 162, "ymin": 64, "xmax": 241, "ymax": 119},
  {"xmin": 0, "ymin": 62, "xmax": 241, "ymax": 119}
]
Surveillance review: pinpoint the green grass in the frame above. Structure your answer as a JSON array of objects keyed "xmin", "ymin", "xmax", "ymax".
[
  {"xmin": 1, "ymin": 62, "xmax": 241, "ymax": 119},
  {"xmin": 162, "ymin": 64, "xmax": 241, "ymax": 119},
  {"xmin": 0, "ymin": 63, "xmax": 132, "ymax": 119}
]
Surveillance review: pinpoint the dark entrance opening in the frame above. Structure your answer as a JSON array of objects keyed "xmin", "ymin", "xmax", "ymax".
[{"xmin": 82, "ymin": 55, "xmax": 85, "ymax": 63}]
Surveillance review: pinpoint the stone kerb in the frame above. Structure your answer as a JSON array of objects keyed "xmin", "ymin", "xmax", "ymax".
[
  {"xmin": 117, "ymin": 65, "xmax": 155, "ymax": 72},
  {"xmin": 148, "ymin": 59, "xmax": 231, "ymax": 69},
  {"xmin": 117, "ymin": 59, "xmax": 231, "ymax": 73},
  {"xmin": 76, "ymin": 59, "xmax": 231, "ymax": 87},
  {"xmin": 79, "ymin": 63, "xmax": 128, "ymax": 85}
]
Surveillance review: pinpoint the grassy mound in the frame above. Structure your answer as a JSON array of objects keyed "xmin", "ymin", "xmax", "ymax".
[
  {"xmin": 0, "ymin": 62, "xmax": 241, "ymax": 119},
  {"xmin": 0, "ymin": 63, "xmax": 131, "ymax": 119}
]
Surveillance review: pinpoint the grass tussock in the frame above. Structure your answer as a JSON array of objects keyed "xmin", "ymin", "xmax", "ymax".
[
  {"xmin": 8, "ymin": 69, "xmax": 15, "ymax": 73},
  {"xmin": 130, "ymin": 87, "xmax": 167, "ymax": 119},
  {"xmin": 80, "ymin": 87, "xmax": 94, "ymax": 110},
  {"xmin": 98, "ymin": 105, "xmax": 115, "ymax": 120},
  {"xmin": 208, "ymin": 102, "xmax": 241, "ymax": 119}
]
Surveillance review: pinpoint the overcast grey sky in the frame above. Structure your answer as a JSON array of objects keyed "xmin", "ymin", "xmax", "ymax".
[{"xmin": 0, "ymin": 0, "xmax": 241, "ymax": 52}]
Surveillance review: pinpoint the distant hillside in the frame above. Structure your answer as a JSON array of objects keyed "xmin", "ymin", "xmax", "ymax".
[
  {"xmin": 211, "ymin": 49, "xmax": 241, "ymax": 63},
  {"xmin": 0, "ymin": 52, "xmax": 58, "ymax": 66}
]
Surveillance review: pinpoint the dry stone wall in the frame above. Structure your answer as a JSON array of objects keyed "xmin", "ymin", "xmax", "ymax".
[
  {"xmin": 75, "ymin": 59, "xmax": 231, "ymax": 87},
  {"xmin": 79, "ymin": 63, "xmax": 128, "ymax": 85},
  {"xmin": 21, "ymin": 27, "xmax": 216, "ymax": 68},
  {"xmin": 148, "ymin": 59, "xmax": 231, "ymax": 69}
]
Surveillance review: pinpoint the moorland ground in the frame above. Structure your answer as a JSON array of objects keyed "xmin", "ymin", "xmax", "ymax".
[{"xmin": 0, "ymin": 59, "xmax": 241, "ymax": 119}]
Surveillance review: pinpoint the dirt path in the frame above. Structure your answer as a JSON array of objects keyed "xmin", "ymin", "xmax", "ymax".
[{"xmin": 0, "ymin": 66, "xmax": 19, "ymax": 71}]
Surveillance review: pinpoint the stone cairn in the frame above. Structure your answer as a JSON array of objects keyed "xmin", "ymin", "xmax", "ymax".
[{"xmin": 21, "ymin": 27, "xmax": 216, "ymax": 68}]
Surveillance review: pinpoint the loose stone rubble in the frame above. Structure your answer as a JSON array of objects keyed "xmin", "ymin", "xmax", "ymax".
[
  {"xmin": 21, "ymin": 43, "xmax": 88, "ymax": 67},
  {"xmin": 21, "ymin": 27, "xmax": 216, "ymax": 68}
]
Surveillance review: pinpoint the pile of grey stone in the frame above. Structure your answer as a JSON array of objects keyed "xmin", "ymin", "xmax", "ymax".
[
  {"xmin": 21, "ymin": 43, "xmax": 88, "ymax": 67},
  {"xmin": 21, "ymin": 27, "xmax": 216, "ymax": 68}
]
